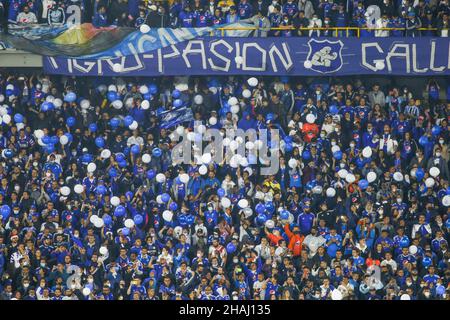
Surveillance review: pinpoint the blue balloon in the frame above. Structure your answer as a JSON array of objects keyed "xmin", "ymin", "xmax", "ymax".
[
  {"xmin": 133, "ymin": 214, "xmax": 144, "ymax": 225},
  {"xmin": 96, "ymin": 185, "xmax": 107, "ymax": 195},
  {"xmin": 123, "ymin": 147, "xmax": 130, "ymax": 156},
  {"xmin": 149, "ymin": 84, "xmax": 158, "ymax": 95},
  {"xmin": 42, "ymin": 136, "xmax": 51, "ymax": 145},
  {"xmin": 284, "ymin": 136, "xmax": 293, "ymax": 144},
  {"xmin": 107, "ymin": 91, "xmax": 118, "ymax": 102},
  {"xmin": 122, "ymin": 227, "xmax": 130, "ymax": 236},
  {"xmin": 110, "ymin": 118, "xmax": 120, "ymax": 128},
  {"xmin": 1, "ymin": 205, "xmax": 11, "ymax": 219},
  {"xmin": 115, "ymin": 153, "xmax": 125, "ymax": 162},
  {"xmin": 173, "ymin": 99, "xmax": 183, "ymax": 108},
  {"xmin": 124, "ymin": 115, "xmax": 134, "ymax": 127},
  {"xmin": 226, "ymin": 242, "xmax": 236, "ymax": 254},
  {"xmin": 436, "ymin": 285, "xmax": 446, "ymax": 295},
  {"xmin": 329, "ymin": 105, "xmax": 339, "ymax": 114},
  {"xmin": 146, "ymin": 169, "xmax": 156, "ymax": 179},
  {"xmin": 302, "ymin": 150, "xmax": 311, "ymax": 160},
  {"xmin": 64, "ymin": 92, "xmax": 77, "ymax": 102},
  {"xmin": 109, "ymin": 168, "xmax": 118, "ymax": 178},
  {"xmin": 431, "ymin": 125, "xmax": 441, "ymax": 136},
  {"xmin": 416, "ymin": 168, "xmax": 425, "ymax": 181},
  {"xmin": 285, "ymin": 143, "xmax": 293, "ymax": 152},
  {"xmin": 102, "ymin": 214, "xmax": 112, "ymax": 225},
  {"xmin": 257, "ymin": 213, "xmax": 267, "ymax": 224},
  {"xmin": 399, "ymin": 238, "xmax": 410, "ymax": 248},
  {"xmin": 66, "ymin": 117, "xmax": 76, "ymax": 127},
  {"xmin": 3, "ymin": 149, "xmax": 13, "ymax": 158},
  {"xmin": 161, "ymin": 193, "xmax": 170, "ymax": 203},
  {"xmin": 114, "ymin": 205, "xmax": 126, "ymax": 217},
  {"xmin": 264, "ymin": 202, "xmax": 275, "ymax": 214},
  {"xmin": 217, "ymin": 188, "xmax": 226, "ymax": 197},
  {"xmin": 14, "ymin": 113, "xmax": 24, "ymax": 123},
  {"xmin": 152, "ymin": 148, "xmax": 162, "ymax": 157},
  {"xmin": 49, "ymin": 136, "xmax": 58, "ymax": 145},
  {"xmin": 172, "ymin": 89, "xmax": 181, "ymax": 99},
  {"xmin": 422, "ymin": 257, "xmax": 432, "ymax": 268},
  {"xmin": 82, "ymin": 154, "xmax": 93, "ymax": 163},
  {"xmin": 419, "ymin": 135, "xmax": 429, "ymax": 146},
  {"xmin": 143, "ymin": 93, "xmax": 152, "ymax": 101},
  {"xmin": 255, "ymin": 203, "xmax": 265, "ymax": 214},
  {"xmin": 358, "ymin": 179, "xmax": 369, "ymax": 190},
  {"xmin": 41, "ymin": 101, "xmax": 54, "ymax": 112},
  {"xmin": 126, "ymin": 191, "xmax": 134, "ymax": 199},
  {"xmin": 280, "ymin": 210, "xmax": 289, "ymax": 220},
  {"xmin": 95, "ymin": 137, "xmax": 105, "ymax": 148},
  {"xmin": 118, "ymin": 160, "xmax": 127, "ymax": 168},
  {"xmin": 333, "ymin": 151, "xmax": 343, "ymax": 160},
  {"xmin": 169, "ymin": 202, "xmax": 178, "ymax": 211},
  {"xmin": 89, "ymin": 123, "xmax": 97, "ymax": 132},
  {"xmin": 65, "ymin": 132, "xmax": 73, "ymax": 142},
  {"xmin": 131, "ymin": 144, "xmax": 140, "ymax": 154},
  {"xmin": 45, "ymin": 144, "xmax": 55, "ymax": 153},
  {"xmin": 266, "ymin": 113, "xmax": 274, "ymax": 121},
  {"xmin": 5, "ymin": 89, "xmax": 13, "ymax": 96}
]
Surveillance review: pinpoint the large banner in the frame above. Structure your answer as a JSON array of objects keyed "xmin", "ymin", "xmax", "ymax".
[{"xmin": 44, "ymin": 37, "xmax": 450, "ymax": 76}]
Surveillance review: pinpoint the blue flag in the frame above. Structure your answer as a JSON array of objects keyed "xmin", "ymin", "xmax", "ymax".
[{"xmin": 159, "ymin": 107, "xmax": 194, "ymax": 129}]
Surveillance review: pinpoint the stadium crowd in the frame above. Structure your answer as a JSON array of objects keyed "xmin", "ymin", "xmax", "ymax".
[
  {"xmin": 0, "ymin": 71, "xmax": 448, "ymax": 300},
  {"xmin": 0, "ymin": 0, "xmax": 449, "ymax": 36}
]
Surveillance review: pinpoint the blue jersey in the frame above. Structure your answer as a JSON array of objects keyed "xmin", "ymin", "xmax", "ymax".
[
  {"xmin": 283, "ymin": 2, "xmax": 298, "ymax": 17},
  {"xmin": 238, "ymin": 2, "xmax": 252, "ymax": 19},
  {"xmin": 179, "ymin": 10, "xmax": 195, "ymax": 27},
  {"xmin": 8, "ymin": 0, "xmax": 25, "ymax": 21},
  {"xmin": 194, "ymin": 10, "xmax": 211, "ymax": 27}
]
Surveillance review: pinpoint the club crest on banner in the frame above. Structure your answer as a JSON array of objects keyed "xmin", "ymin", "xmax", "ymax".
[{"xmin": 304, "ymin": 39, "xmax": 344, "ymax": 74}]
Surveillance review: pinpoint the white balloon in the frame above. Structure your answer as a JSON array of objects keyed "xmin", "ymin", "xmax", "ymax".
[
  {"xmin": 80, "ymin": 99, "xmax": 90, "ymax": 109},
  {"xmin": 245, "ymin": 141, "xmax": 255, "ymax": 150},
  {"xmin": 443, "ymin": 195, "xmax": 450, "ymax": 207},
  {"xmin": 34, "ymin": 129, "xmax": 45, "ymax": 139},
  {"xmin": 199, "ymin": 165, "xmax": 208, "ymax": 175},
  {"xmin": 409, "ymin": 245, "xmax": 418, "ymax": 255},
  {"xmin": 221, "ymin": 197, "xmax": 231, "ymax": 208},
  {"xmin": 108, "ymin": 85, "xmax": 117, "ymax": 92},
  {"xmin": 265, "ymin": 219, "xmax": 275, "ymax": 229},
  {"xmin": 326, "ymin": 187, "xmax": 336, "ymax": 197},
  {"xmin": 240, "ymin": 157, "xmax": 249, "ymax": 167},
  {"xmin": 242, "ymin": 89, "xmax": 251, "ymax": 98},
  {"xmin": 345, "ymin": 174, "xmax": 356, "ymax": 183},
  {"xmin": 229, "ymin": 140, "xmax": 239, "ymax": 151},
  {"xmin": 238, "ymin": 199, "xmax": 249, "ymax": 208},
  {"xmin": 400, "ymin": 294, "xmax": 410, "ymax": 300},
  {"xmin": 82, "ymin": 287, "xmax": 91, "ymax": 296},
  {"xmin": 111, "ymin": 196, "xmax": 120, "ymax": 206},
  {"xmin": 338, "ymin": 169, "xmax": 348, "ymax": 179},
  {"xmin": 0, "ymin": 94, "xmax": 4, "ymax": 103},
  {"xmin": 124, "ymin": 219, "xmax": 135, "ymax": 229},
  {"xmin": 179, "ymin": 173, "xmax": 190, "ymax": 184},
  {"xmin": 156, "ymin": 173, "xmax": 166, "ymax": 183},
  {"xmin": 228, "ymin": 97, "xmax": 238, "ymax": 106},
  {"xmin": 99, "ymin": 246, "xmax": 108, "ymax": 255},
  {"xmin": 362, "ymin": 146, "xmax": 373, "ymax": 158},
  {"xmin": 306, "ymin": 114, "xmax": 316, "ymax": 124},
  {"xmin": 201, "ymin": 153, "xmax": 212, "ymax": 164},
  {"xmin": 429, "ymin": 167, "xmax": 440, "ymax": 178},
  {"xmin": 231, "ymin": 104, "xmax": 239, "ymax": 114},
  {"xmin": 209, "ymin": 117, "xmax": 217, "ymax": 125},
  {"xmin": 174, "ymin": 226, "xmax": 183, "ymax": 237},
  {"xmin": 94, "ymin": 219, "xmax": 104, "ymax": 228},
  {"xmin": 141, "ymin": 100, "xmax": 150, "ymax": 110},
  {"xmin": 74, "ymin": 184, "xmax": 84, "ymax": 194},
  {"xmin": 59, "ymin": 135, "xmax": 69, "ymax": 145},
  {"xmin": 331, "ymin": 289, "xmax": 343, "ymax": 300},
  {"xmin": 87, "ymin": 163, "xmax": 97, "ymax": 173},
  {"xmin": 112, "ymin": 63, "xmax": 123, "ymax": 73},
  {"xmin": 140, "ymin": 24, "xmax": 150, "ymax": 33},
  {"xmin": 53, "ymin": 98, "xmax": 63, "ymax": 108},
  {"xmin": 129, "ymin": 121, "xmax": 138, "ymax": 130},
  {"xmin": 2, "ymin": 114, "xmax": 11, "ymax": 124},
  {"xmin": 0, "ymin": 107, "xmax": 7, "ymax": 116},
  {"xmin": 312, "ymin": 185, "xmax": 323, "ymax": 194},
  {"xmin": 60, "ymin": 186, "xmax": 71, "ymax": 196},
  {"xmin": 90, "ymin": 215, "xmax": 99, "ymax": 224},
  {"xmin": 304, "ymin": 60, "xmax": 312, "ymax": 69},
  {"xmin": 162, "ymin": 210, "xmax": 173, "ymax": 221},
  {"xmin": 125, "ymin": 98, "xmax": 134, "ymax": 107},
  {"xmin": 112, "ymin": 100, "xmax": 123, "ymax": 109},
  {"xmin": 142, "ymin": 153, "xmax": 151, "ymax": 163},
  {"xmin": 331, "ymin": 145, "xmax": 341, "ymax": 154},
  {"xmin": 194, "ymin": 95, "xmax": 204, "ymax": 105},
  {"xmin": 393, "ymin": 172, "xmax": 403, "ymax": 182},
  {"xmin": 375, "ymin": 60, "xmax": 385, "ymax": 70},
  {"xmin": 367, "ymin": 171, "xmax": 377, "ymax": 183},
  {"xmin": 16, "ymin": 123, "xmax": 24, "ymax": 130},
  {"xmin": 101, "ymin": 149, "xmax": 111, "ymax": 159},
  {"xmin": 288, "ymin": 158, "xmax": 297, "ymax": 169},
  {"xmin": 247, "ymin": 77, "xmax": 258, "ymax": 87},
  {"xmin": 425, "ymin": 177, "xmax": 435, "ymax": 188},
  {"xmin": 176, "ymin": 126, "xmax": 184, "ymax": 135},
  {"xmin": 139, "ymin": 85, "xmax": 149, "ymax": 95}
]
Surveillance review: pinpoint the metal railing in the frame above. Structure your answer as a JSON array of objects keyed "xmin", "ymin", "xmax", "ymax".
[{"xmin": 215, "ymin": 26, "xmax": 440, "ymax": 38}]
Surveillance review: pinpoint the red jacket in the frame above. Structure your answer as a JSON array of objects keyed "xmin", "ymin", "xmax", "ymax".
[{"xmin": 284, "ymin": 224, "xmax": 305, "ymax": 257}]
